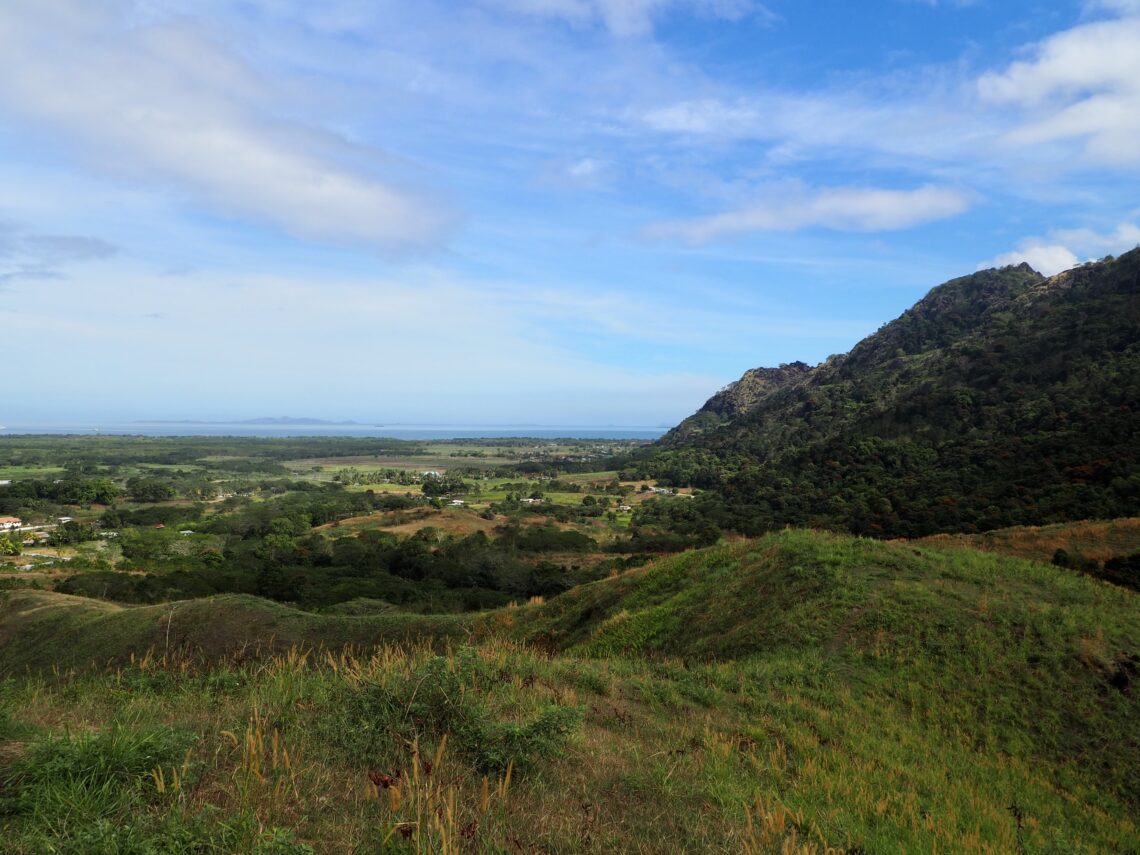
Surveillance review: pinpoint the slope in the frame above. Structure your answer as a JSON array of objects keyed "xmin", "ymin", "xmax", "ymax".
[
  {"xmin": 2, "ymin": 531, "xmax": 1138, "ymax": 852},
  {"xmin": 507, "ymin": 530, "xmax": 1140, "ymax": 804}
]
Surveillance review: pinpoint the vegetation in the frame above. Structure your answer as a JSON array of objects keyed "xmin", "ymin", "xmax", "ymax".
[
  {"xmin": 633, "ymin": 251, "xmax": 1140, "ymax": 538},
  {"xmin": 2, "ymin": 530, "xmax": 1138, "ymax": 852},
  {"xmin": 916, "ymin": 518, "xmax": 1140, "ymax": 591},
  {"xmin": 0, "ymin": 436, "xmax": 654, "ymax": 613}
]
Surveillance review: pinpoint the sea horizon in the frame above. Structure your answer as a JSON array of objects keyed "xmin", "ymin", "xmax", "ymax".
[{"xmin": 0, "ymin": 422, "xmax": 668, "ymax": 440}]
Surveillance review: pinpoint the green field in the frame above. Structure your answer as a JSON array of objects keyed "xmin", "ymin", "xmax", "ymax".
[{"xmin": 0, "ymin": 465, "xmax": 66, "ymax": 481}]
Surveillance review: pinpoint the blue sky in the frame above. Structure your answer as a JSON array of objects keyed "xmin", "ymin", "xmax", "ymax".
[{"xmin": 2, "ymin": 0, "xmax": 1138, "ymax": 426}]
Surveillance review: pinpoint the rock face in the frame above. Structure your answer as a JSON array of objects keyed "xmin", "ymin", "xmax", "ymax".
[
  {"xmin": 703, "ymin": 362, "xmax": 813, "ymax": 420},
  {"xmin": 667, "ymin": 362, "xmax": 812, "ymax": 441}
]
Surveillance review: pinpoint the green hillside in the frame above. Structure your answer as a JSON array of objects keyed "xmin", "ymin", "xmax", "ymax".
[
  {"xmin": 3, "ymin": 531, "xmax": 1138, "ymax": 852},
  {"xmin": 507, "ymin": 531, "xmax": 1140, "ymax": 800},
  {"xmin": 0, "ymin": 591, "xmax": 471, "ymax": 675},
  {"xmin": 638, "ymin": 250, "xmax": 1140, "ymax": 538}
]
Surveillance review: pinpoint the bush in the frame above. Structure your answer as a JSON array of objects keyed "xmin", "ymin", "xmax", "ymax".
[{"xmin": 324, "ymin": 648, "xmax": 581, "ymax": 773}]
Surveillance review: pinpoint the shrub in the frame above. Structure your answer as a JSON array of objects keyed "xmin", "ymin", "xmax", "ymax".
[{"xmin": 324, "ymin": 648, "xmax": 581, "ymax": 773}]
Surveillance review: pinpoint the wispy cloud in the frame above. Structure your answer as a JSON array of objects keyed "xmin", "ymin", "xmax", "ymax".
[
  {"xmin": 0, "ymin": 267, "xmax": 725, "ymax": 422},
  {"xmin": 488, "ymin": 0, "xmax": 772, "ymax": 37},
  {"xmin": 0, "ymin": 221, "xmax": 119, "ymax": 286},
  {"xmin": 978, "ymin": 11, "xmax": 1140, "ymax": 165},
  {"xmin": 640, "ymin": 3, "xmax": 1140, "ymax": 190},
  {"xmin": 0, "ymin": 0, "xmax": 454, "ymax": 253},
  {"xmin": 644, "ymin": 185, "xmax": 973, "ymax": 242},
  {"xmin": 642, "ymin": 98, "xmax": 763, "ymax": 135},
  {"xmin": 1053, "ymin": 221, "xmax": 1140, "ymax": 253},
  {"xmin": 21, "ymin": 235, "xmax": 118, "ymax": 263},
  {"xmin": 636, "ymin": 86, "xmax": 1002, "ymax": 190},
  {"xmin": 3, "ymin": 0, "xmax": 1138, "ymax": 423}
]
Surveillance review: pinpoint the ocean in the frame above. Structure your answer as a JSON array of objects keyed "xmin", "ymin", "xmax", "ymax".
[{"xmin": 0, "ymin": 424, "xmax": 668, "ymax": 440}]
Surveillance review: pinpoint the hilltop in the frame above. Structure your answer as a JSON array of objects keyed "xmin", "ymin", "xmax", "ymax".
[
  {"xmin": 0, "ymin": 591, "xmax": 471, "ymax": 675},
  {"xmin": 639, "ymin": 250, "xmax": 1140, "ymax": 537}
]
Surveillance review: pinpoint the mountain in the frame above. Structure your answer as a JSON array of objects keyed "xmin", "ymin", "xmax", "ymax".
[{"xmin": 638, "ymin": 249, "xmax": 1140, "ymax": 537}]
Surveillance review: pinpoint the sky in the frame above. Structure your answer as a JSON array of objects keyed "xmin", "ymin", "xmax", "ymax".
[{"xmin": 2, "ymin": 0, "xmax": 1138, "ymax": 426}]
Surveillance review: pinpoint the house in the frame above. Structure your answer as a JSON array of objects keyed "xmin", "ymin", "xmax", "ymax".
[
  {"xmin": 0, "ymin": 516, "xmax": 21, "ymax": 530},
  {"xmin": 617, "ymin": 505, "xmax": 632, "ymax": 512},
  {"xmin": 450, "ymin": 499, "xmax": 465, "ymax": 506}
]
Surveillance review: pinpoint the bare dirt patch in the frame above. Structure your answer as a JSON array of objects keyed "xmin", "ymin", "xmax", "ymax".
[{"xmin": 318, "ymin": 508, "xmax": 506, "ymax": 538}]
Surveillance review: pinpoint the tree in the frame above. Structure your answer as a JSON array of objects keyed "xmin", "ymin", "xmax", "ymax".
[
  {"xmin": 0, "ymin": 532, "xmax": 20, "ymax": 555},
  {"xmin": 48, "ymin": 521, "xmax": 99, "ymax": 546},
  {"xmin": 127, "ymin": 477, "xmax": 177, "ymax": 503}
]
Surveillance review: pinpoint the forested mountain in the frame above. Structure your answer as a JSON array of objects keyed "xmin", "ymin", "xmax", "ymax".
[{"xmin": 636, "ymin": 248, "xmax": 1140, "ymax": 537}]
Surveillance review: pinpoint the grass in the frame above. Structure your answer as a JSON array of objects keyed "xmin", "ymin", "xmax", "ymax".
[
  {"xmin": 916, "ymin": 517, "xmax": 1140, "ymax": 564},
  {"xmin": 0, "ymin": 465, "xmax": 68, "ymax": 481},
  {"xmin": 1, "ymin": 529, "xmax": 1138, "ymax": 852},
  {"xmin": 0, "ymin": 592, "xmax": 472, "ymax": 674}
]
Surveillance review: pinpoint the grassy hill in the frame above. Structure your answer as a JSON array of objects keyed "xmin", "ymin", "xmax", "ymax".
[
  {"xmin": 640, "ymin": 250, "xmax": 1140, "ymax": 538},
  {"xmin": 2, "ymin": 530, "xmax": 1138, "ymax": 852},
  {"xmin": 0, "ymin": 591, "xmax": 472, "ymax": 675},
  {"xmin": 915, "ymin": 517, "xmax": 1140, "ymax": 577}
]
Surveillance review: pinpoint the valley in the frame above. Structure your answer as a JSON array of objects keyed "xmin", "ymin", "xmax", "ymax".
[{"xmin": 2, "ymin": 253, "xmax": 1138, "ymax": 853}]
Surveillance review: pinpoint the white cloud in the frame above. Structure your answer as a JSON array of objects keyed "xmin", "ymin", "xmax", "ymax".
[
  {"xmin": 645, "ymin": 185, "xmax": 973, "ymax": 242},
  {"xmin": 978, "ymin": 220, "xmax": 1140, "ymax": 275},
  {"xmin": 640, "ymin": 9, "xmax": 1140, "ymax": 182},
  {"xmin": 490, "ymin": 0, "xmax": 765, "ymax": 37},
  {"xmin": 1053, "ymin": 221, "xmax": 1140, "ymax": 253},
  {"xmin": 643, "ymin": 99, "xmax": 762, "ymax": 135},
  {"xmin": 639, "ymin": 88, "xmax": 999, "ymax": 172},
  {"xmin": 1087, "ymin": 0, "xmax": 1140, "ymax": 15},
  {"xmin": 0, "ymin": 0, "xmax": 452, "ymax": 252},
  {"xmin": 568, "ymin": 158, "xmax": 603, "ymax": 178},
  {"xmin": 980, "ymin": 244, "xmax": 1079, "ymax": 276},
  {"xmin": 978, "ymin": 13, "xmax": 1140, "ymax": 165}
]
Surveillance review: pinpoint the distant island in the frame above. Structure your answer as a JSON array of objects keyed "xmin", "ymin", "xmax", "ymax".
[{"xmin": 138, "ymin": 417, "xmax": 375, "ymax": 426}]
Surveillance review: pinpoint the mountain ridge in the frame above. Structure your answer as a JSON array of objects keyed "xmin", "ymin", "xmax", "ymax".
[{"xmin": 639, "ymin": 250, "xmax": 1140, "ymax": 537}]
